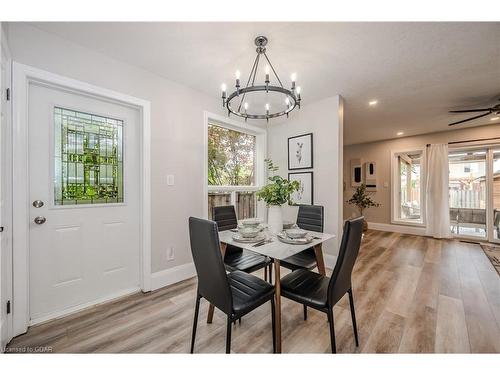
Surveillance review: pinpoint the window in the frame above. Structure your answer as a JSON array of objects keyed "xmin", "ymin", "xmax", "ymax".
[
  {"xmin": 54, "ymin": 107, "xmax": 123, "ymax": 205},
  {"xmin": 207, "ymin": 122, "xmax": 261, "ymax": 220},
  {"xmin": 392, "ymin": 150, "xmax": 423, "ymax": 224}
]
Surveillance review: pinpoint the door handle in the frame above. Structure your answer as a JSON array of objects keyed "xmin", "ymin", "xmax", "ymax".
[{"xmin": 34, "ymin": 216, "xmax": 47, "ymax": 225}]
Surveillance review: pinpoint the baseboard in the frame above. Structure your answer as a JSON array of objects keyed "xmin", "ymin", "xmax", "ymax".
[
  {"xmin": 151, "ymin": 262, "xmax": 196, "ymax": 291},
  {"xmin": 367, "ymin": 222, "xmax": 426, "ymax": 236}
]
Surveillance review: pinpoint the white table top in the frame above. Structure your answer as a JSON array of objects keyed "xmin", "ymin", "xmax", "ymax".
[{"xmin": 218, "ymin": 229, "xmax": 336, "ymax": 261}]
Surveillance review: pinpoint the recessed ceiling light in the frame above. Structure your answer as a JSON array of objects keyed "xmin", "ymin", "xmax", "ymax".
[
  {"xmin": 369, "ymin": 100, "xmax": 378, "ymax": 106},
  {"xmin": 397, "ymin": 131, "xmax": 404, "ymax": 136},
  {"xmin": 491, "ymin": 116, "xmax": 499, "ymax": 121}
]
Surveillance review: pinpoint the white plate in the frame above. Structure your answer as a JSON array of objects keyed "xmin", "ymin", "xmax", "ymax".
[
  {"xmin": 232, "ymin": 233, "xmax": 266, "ymax": 243},
  {"xmin": 277, "ymin": 232, "xmax": 313, "ymax": 245}
]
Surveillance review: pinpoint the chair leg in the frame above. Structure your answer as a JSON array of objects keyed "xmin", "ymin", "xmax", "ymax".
[
  {"xmin": 190, "ymin": 294, "xmax": 201, "ymax": 353},
  {"xmin": 269, "ymin": 264, "xmax": 273, "ymax": 284},
  {"xmin": 348, "ymin": 289, "xmax": 359, "ymax": 347},
  {"xmin": 271, "ymin": 298, "xmax": 276, "ymax": 353},
  {"xmin": 226, "ymin": 316, "xmax": 232, "ymax": 354},
  {"xmin": 327, "ymin": 308, "xmax": 337, "ymax": 354},
  {"xmin": 264, "ymin": 267, "xmax": 268, "ymax": 281},
  {"xmin": 303, "ymin": 305, "xmax": 308, "ymax": 320}
]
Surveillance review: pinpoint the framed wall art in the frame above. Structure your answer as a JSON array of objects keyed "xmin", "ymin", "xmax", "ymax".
[
  {"xmin": 288, "ymin": 171, "xmax": 314, "ymax": 205},
  {"xmin": 288, "ymin": 133, "xmax": 313, "ymax": 170}
]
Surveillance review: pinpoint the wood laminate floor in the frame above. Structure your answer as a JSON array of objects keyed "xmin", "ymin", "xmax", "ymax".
[{"xmin": 7, "ymin": 230, "xmax": 500, "ymax": 353}]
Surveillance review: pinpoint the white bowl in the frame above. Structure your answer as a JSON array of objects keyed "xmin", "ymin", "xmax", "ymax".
[
  {"xmin": 240, "ymin": 218, "xmax": 262, "ymax": 228},
  {"xmin": 239, "ymin": 226, "xmax": 261, "ymax": 238},
  {"xmin": 285, "ymin": 228, "xmax": 308, "ymax": 239}
]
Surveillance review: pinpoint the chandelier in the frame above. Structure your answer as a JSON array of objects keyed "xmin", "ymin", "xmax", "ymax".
[{"xmin": 220, "ymin": 36, "xmax": 301, "ymax": 122}]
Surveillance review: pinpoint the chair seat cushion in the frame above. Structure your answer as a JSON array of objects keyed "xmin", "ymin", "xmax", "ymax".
[
  {"xmin": 280, "ymin": 247, "xmax": 317, "ymax": 271},
  {"xmin": 224, "ymin": 249, "xmax": 271, "ymax": 273},
  {"xmin": 280, "ymin": 268, "xmax": 330, "ymax": 309},
  {"xmin": 228, "ymin": 271, "xmax": 274, "ymax": 315}
]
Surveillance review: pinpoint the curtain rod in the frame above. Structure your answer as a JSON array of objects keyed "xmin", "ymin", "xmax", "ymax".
[{"xmin": 426, "ymin": 136, "xmax": 500, "ymax": 147}]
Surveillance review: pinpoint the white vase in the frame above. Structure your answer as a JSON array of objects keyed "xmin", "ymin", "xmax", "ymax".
[{"xmin": 268, "ymin": 205, "xmax": 283, "ymax": 234}]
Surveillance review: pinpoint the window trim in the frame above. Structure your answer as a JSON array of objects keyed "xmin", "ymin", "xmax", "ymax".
[
  {"xmin": 390, "ymin": 148, "xmax": 426, "ymax": 227},
  {"xmin": 203, "ymin": 111, "xmax": 267, "ymax": 220}
]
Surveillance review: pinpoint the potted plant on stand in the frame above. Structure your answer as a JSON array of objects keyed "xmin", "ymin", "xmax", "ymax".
[
  {"xmin": 256, "ymin": 159, "xmax": 300, "ymax": 234},
  {"xmin": 347, "ymin": 183, "xmax": 380, "ymax": 232}
]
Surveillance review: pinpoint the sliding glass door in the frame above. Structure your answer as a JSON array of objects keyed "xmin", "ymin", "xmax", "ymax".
[
  {"xmin": 449, "ymin": 146, "xmax": 500, "ymax": 243},
  {"xmin": 448, "ymin": 149, "xmax": 487, "ymax": 239},
  {"xmin": 490, "ymin": 149, "xmax": 500, "ymax": 243}
]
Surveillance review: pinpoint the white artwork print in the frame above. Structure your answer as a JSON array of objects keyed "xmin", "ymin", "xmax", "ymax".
[
  {"xmin": 289, "ymin": 134, "xmax": 312, "ymax": 169},
  {"xmin": 289, "ymin": 173, "xmax": 313, "ymax": 205}
]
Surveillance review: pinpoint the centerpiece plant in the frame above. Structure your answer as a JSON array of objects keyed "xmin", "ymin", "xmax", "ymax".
[{"xmin": 256, "ymin": 159, "xmax": 300, "ymax": 233}]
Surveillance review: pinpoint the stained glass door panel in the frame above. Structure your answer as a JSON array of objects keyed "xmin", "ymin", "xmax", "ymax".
[{"xmin": 54, "ymin": 107, "xmax": 124, "ymax": 205}]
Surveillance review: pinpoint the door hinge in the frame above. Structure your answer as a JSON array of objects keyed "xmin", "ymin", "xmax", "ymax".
[
  {"xmin": 6, "ymin": 87, "xmax": 10, "ymax": 101},
  {"xmin": 6, "ymin": 300, "xmax": 11, "ymax": 314}
]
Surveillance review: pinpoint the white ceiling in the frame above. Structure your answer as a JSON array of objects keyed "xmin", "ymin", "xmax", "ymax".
[{"xmin": 30, "ymin": 22, "xmax": 500, "ymax": 145}]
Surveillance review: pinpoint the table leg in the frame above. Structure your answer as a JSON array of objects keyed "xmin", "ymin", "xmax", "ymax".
[
  {"xmin": 314, "ymin": 243, "xmax": 326, "ymax": 276},
  {"xmin": 207, "ymin": 243, "xmax": 227, "ymax": 324},
  {"xmin": 274, "ymin": 259, "xmax": 282, "ymax": 353}
]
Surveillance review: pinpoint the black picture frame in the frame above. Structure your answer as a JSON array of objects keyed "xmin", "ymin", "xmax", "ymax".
[
  {"xmin": 288, "ymin": 133, "xmax": 313, "ymax": 170},
  {"xmin": 288, "ymin": 171, "xmax": 314, "ymax": 205}
]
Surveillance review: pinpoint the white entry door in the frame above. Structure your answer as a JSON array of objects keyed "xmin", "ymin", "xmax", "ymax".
[{"xmin": 28, "ymin": 82, "xmax": 141, "ymax": 324}]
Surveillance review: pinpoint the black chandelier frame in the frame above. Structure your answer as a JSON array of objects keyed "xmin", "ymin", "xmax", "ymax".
[{"xmin": 222, "ymin": 36, "xmax": 301, "ymax": 121}]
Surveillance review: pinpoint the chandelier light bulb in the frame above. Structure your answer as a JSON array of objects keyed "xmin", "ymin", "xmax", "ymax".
[
  {"xmin": 296, "ymin": 86, "xmax": 301, "ymax": 94},
  {"xmin": 265, "ymin": 65, "xmax": 270, "ymax": 75},
  {"xmin": 235, "ymin": 70, "xmax": 241, "ymax": 79},
  {"xmin": 244, "ymin": 102, "xmax": 248, "ymax": 110},
  {"xmin": 291, "ymin": 73, "xmax": 297, "ymax": 82},
  {"xmin": 285, "ymin": 97, "xmax": 290, "ymax": 106},
  {"xmin": 265, "ymin": 103, "xmax": 270, "ymax": 111},
  {"xmin": 221, "ymin": 83, "xmax": 227, "ymax": 92}
]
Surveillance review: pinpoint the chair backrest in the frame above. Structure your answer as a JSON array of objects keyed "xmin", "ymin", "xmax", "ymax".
[
  {"xmin": 296, "ymin": 205, "xmax": 324, "ymax": 233},
  {"xmin": 188, "ymin": 217, "xmax": 233, "ymax": 314},
  {"xmin": 328, "ymin": 216, "xmax": 364, "ymax": 306},
  {"xmin": 212, "ymin": 205, "xmax": 238, "ymax": 231}
]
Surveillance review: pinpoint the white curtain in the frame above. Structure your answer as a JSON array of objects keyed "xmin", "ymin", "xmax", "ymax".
[{"xmin": 425, "ymin": 144, "xmax": 451, "ymax": 238}]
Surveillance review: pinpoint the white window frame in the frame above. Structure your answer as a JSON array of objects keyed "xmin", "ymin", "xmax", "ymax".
[
  {"xmin": 203, "ymin": 111, "xmax": 267, "ymax": 220},
  {"xmin": 390, "ymin": 148, "xmax": 426, "ymax": 227}
]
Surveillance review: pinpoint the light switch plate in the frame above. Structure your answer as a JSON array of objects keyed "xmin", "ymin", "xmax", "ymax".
[{"xmin": 166, "ymin": 175, "xmax": 175, "ymax": 186}]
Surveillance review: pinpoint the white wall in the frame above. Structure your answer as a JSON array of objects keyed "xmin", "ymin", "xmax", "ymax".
[
  {"xmin": 5, "ymin": 23, "xmax": 225, "ymax": 276},
  {"xmin": 268, "ymin": 96, "xmax": 344, "ymax": 258}
]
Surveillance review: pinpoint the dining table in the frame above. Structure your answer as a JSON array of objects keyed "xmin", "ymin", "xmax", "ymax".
[{"xmin": 207, "ymin": 227, "xmax": 336, "ymax": 353}]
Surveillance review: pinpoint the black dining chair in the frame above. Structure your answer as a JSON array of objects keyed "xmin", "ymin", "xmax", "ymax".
[
  {"xmin": 280, "ymin": 216, "xmax": 364, "ymax": 353},
  {"xmin": 280, "ymin": 205, "xmax": 324, "ymax": 272},
  {"xmin": 189, "ymin": 217, "xmax": 276, "ymax": 354},
  {"xmin": 212, "ymin": 206, "xmax": 273, "ymax": 282}
]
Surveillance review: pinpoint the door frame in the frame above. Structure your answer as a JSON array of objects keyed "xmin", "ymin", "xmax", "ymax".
[
  {"xmin": 12, "ymin": 63, "xmax": 151, "ymax": 336},
  {"xmin": 1, "ymin": 24, "xmax": 14, "ymax": 350}
]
